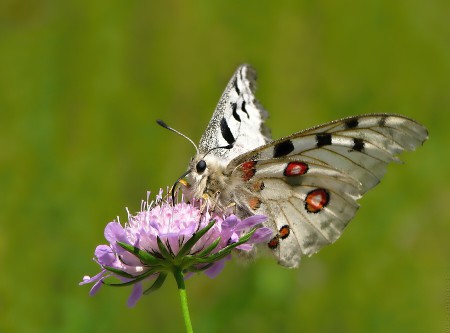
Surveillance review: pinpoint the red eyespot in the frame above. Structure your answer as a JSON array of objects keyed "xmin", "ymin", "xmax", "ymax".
[
  {"xmin": 241, "ymin": 161, "xmax": 257, "ymax": 181},
  {"xmin": 279, "ymin": 225, "xmax": 290, "ymax": 239},
  {"xmin": 249, "ymin": 197, "xmax": 261, "ymax": 211},
  {"xmin": 284, "ymin": 162, "xmax": 308, "ymax": 177},
  {"xmin": 268, "ymin": 236, "xmax": 279, "ymax": 249},
  {"xmin": 305, "ymin": 189, "xmax": 329, "ymax": 213}
]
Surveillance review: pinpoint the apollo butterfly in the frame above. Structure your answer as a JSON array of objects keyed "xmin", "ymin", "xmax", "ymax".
[{"xmin": 162, "ymin": 64, "xmax": 428, "ymax": 268}]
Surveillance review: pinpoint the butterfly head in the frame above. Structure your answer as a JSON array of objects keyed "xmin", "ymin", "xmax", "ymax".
[
  {"xmin": 186, "ymin": 154, "xmax": 229, "ymax": 200},
  {"xmin": 157, "ymin": 119, "xmax": 233, "ymax": 204}
]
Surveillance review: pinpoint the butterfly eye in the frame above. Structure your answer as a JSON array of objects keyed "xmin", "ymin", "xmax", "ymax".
[{"xmin": 196, "ymin": 160, "xmax": 207, "ymax": 173}]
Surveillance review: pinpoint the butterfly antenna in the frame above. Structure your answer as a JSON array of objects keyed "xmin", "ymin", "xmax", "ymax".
[
  {"xmin": 156, "ymin": 120, "xmax": 199, "ymax": 154},
  {"xmin": 203, "ymin": 143, "xmax": 234, "ymax": 158}
]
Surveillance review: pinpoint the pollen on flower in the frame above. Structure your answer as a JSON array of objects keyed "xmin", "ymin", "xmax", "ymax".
[{"xmin": 80, "ymin": 188, "xmax": 272, "ymax": 306}]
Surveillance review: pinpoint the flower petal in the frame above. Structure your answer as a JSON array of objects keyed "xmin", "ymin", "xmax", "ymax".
[
  {"xmin": 95, "ymin": 245, "xmax": 116, "ymax": 266},
  {"xmin": 222, "ymin": 215, "xmax": 239, "ymax": 229},
  {"xmin": 204, "ymin": 256, "xmax": 230, "ymax": 278},
  {"xmin": 127, "ymin": 282, "xmax": 143, "ymax": 307},
  {"xmin": 230, "ymin": 233, "xmax": 239, "ymax": 244},
  {"xmin": 79, "ymin": 270, "xmax": 104, "ymax": 285},
  {"xmin": 104, "ymin": 222, "xmax": 128, "ymax": 244},
  {"xmin": 234, "ymin": 215, "xmax": 267, "ymax": 231},
  {"xmin": 89, "ymin": 278, "xmax": 104, "ymax": 296},
  {"xmin": 248, "ymin": 227, "xmax": 274, "ymax": 244},
  {"xmin": 178, "ymin": 223, "xmax": 196, "ymax": 236},
  {"xmin": 236, "ymin": 243, "xmax": 253, "ymax": 251}
]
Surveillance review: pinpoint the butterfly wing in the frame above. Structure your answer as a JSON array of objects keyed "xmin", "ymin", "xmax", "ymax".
[
  {"xmin": 228, "ymin": 114, "xmax": 428, "ymax": 267},
  {"xmin": 198, "ymin": 64, "xmax": 271, "ymax": 161}
]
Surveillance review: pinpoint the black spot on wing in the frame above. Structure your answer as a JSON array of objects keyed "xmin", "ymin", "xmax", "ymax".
[
  {"xmin": 241, "ymin": 101, "xmax": 249, "ymax": 118},
  {"xmin": 273, "ymin": 140, "xmax": 294, "ymax": 157},
  {"xmin": 345, "ymin": 117, "xmax": 359, "ymax": 129},
  {"xmin": 378, "ymin": 116, "xmax": 387, "ymax": 127},
  {"xmin": 220, "ymin": 117, "xmax": 235, "ymax": 145},
  {"xmin": 231, "ymin": 103, "xmax": 240, "ymax": 122},
  {"xmin": 233, "ymin": 78, "xmax": 240, "ymax": 95},
  {"xmin": 353, "ymin": 138, "xmax": 365, "ymax": 152},
  {"xmin": 316, "ymin": 133, "xmax": 332, "ymax": 147}
]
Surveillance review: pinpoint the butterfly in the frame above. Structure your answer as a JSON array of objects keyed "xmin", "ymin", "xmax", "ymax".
[{"xmin": 171, "ymin": 64, "xmax": 428, "ymax": 268}]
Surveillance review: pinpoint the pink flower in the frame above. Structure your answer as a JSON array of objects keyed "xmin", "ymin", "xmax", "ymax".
[{"xmin": 80, "ymin": 189, "xmax": 273, "ymax": 307}]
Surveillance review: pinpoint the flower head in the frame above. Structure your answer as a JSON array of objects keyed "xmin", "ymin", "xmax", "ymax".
[{"xmin": 80, "ymin": 189, "xmax": 272, "ymax": 307}]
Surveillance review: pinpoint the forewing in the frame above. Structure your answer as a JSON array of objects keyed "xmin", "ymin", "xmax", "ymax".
[
  {"xmin": 229, "ymin": 114, "xmax": 428, "ymax": 194},
  {"xmin": 198, "ymin": 64, "xmax": 271, "ymax": 161}
]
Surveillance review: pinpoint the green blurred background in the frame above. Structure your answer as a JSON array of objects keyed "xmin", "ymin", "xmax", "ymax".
[{"xmin": 1, "ymin": 1, "xmax": 449, "ymax": 332}]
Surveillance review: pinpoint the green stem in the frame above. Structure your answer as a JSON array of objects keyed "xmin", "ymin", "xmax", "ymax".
[{"xmin": 173, "ymin": 268, "xmax": 193, "ymax": 333}]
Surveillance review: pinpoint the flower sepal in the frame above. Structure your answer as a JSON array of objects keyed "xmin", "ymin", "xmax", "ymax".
[
  {"xmin": 193, "ymin": 228, "xmax": 257, "ymax": 264},
  {"xmin": 102, "ymin": 265, "xmax": 137, "ymax": 279},
  {"xmin": 143, "ymin": 272, "xmax": 167, "ymax": 295},
  {"xmin": 175, "ymin": 220, "xmax": 216, "ymax": 259},
  {"xmin": 102, "ymin": 268, "xmax": 159, "ymax": 287},
  {"xmin": 184, "ymin": 263, "xmax": 214, "ymax": 273},
  {"xmin": 196, "ymin": 237, "xmax": 221, "ymax": 257},
  {"xmin": 116, "ymin": 241, "xmax": 162, "ymax": 265}
]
